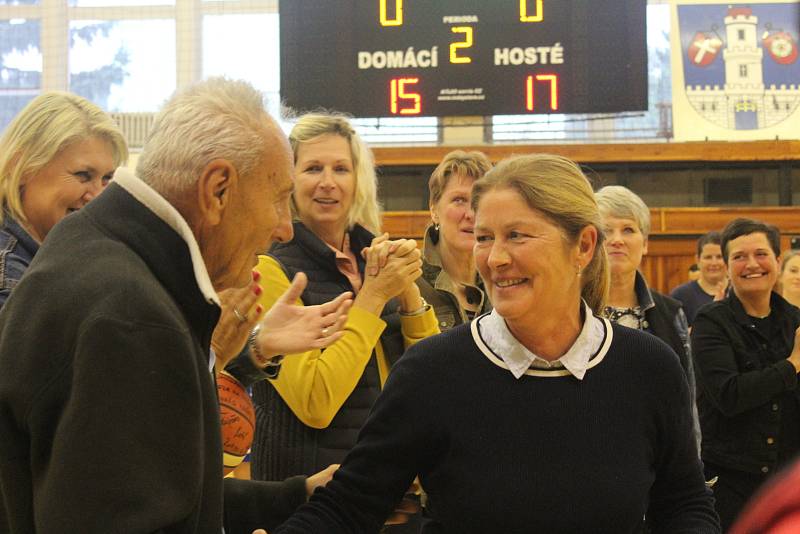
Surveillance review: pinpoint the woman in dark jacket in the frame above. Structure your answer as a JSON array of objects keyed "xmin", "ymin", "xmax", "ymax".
[
  {"xmin": 693, "ymin": 218, "xmax": 800, "ymax": 531},
  {"xmin": 419, "ymin": 150, "xmax": 493, "ymax": 330}
]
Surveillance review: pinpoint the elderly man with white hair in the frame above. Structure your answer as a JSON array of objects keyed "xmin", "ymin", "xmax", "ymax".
[{"xmin": 0, "ymin": 78, "xmax": 351, "ymax": 533}]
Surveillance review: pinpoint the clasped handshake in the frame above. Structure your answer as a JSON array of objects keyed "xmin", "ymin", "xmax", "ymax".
[{"xmin": 212, "ymin": 233, "xmax": 423, "ymax": 373}]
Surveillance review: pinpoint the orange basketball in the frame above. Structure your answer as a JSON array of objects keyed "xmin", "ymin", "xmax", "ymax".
[{"xmin": 217, "ymin": 371, "xmax": 255, "ymax": 476}]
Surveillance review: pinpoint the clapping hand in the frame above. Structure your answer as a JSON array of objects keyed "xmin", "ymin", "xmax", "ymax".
[
  {"xmin": 712, "ymin": 278, "xmax": 729, "ymax": 301},
  {"xmin": 252, "ymin": 272, "xmax": 353, "ymax": 361},
  {"xmin": 212, "ymin": 271, "xmax": 265, "ymax": 374}
]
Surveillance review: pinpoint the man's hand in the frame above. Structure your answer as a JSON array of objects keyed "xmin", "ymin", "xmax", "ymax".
[
  {"xmin": 385, "ymin": 479, "xmax": 423, "ymax": 525},
  {"xmin": 255, "ymin": 272, "xmax": 353, "ymax": 361}
]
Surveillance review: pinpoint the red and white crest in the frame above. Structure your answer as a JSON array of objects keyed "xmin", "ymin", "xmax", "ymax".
[
  {"xmin": 687, "ymin": 32, "xmax": 723, "ymax": 67},
  {"xmin": 762, "ymin": 31, "xmax": 798, "ymax": 65}
]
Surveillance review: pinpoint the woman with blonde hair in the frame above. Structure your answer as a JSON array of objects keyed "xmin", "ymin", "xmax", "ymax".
[
  {"xmin": 271, "ymin": 154, "xmax": 718, "ymax": 533},
  {"xmin": 0, "ymin": 92, "xmax": 128, "ymax": 308},
  {"xmin": 233, "ymin": 112, "xmax": 438, "ymax": 506},
  {"xmin": 420, "ymin": 150, "xmax": 492, "ymax": 330},
  {"xmin": 780, "ymin": 249, "xmax": 800, "ymax": 308}
]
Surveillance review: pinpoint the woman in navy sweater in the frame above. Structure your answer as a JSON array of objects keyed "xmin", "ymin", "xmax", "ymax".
[{"xmin": 270, "ymin": 154, "xmax": 719, "ymax": 534}]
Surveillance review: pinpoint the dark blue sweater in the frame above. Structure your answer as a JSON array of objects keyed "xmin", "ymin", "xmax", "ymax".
[{"xmin": 276, "ymin": 318, "xmax": 719, "ymax": 533}]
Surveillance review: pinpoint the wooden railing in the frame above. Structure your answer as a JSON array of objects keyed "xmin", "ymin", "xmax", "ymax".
[
  {"xmin": 382, "ymin": 207, "xmax": 800, "ymax": 295},
  {"xmin": 372, "ymin": 140, "xmax": 800, "ymax": 165}
]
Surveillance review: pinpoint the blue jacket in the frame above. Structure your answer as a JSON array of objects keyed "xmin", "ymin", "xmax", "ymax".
[{"xmin": 0, "ymin": 215, "xmax": 38, "ymax": 309}]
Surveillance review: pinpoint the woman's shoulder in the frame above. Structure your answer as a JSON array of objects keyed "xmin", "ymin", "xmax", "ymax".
[
  {"xmin": 400, "ymin": 323, "xmax": 477, "ymax": 366},
  {"xmin": 693, "ymin": 298, "xmax": 734, "ymax": 325}
]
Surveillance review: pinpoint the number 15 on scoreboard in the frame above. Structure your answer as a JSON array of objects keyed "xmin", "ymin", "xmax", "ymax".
[{"xmin": 390, "ymin": 77, "xmax": 422, "ymax": 115}]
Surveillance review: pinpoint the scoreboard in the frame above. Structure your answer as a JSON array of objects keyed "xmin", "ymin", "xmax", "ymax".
[{"xmin": 279, "ymin": 0, "xmax": 648, "ymax": 118}]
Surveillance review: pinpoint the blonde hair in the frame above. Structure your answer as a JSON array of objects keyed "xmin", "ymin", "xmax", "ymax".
[
  {"xmin": 781, "ymin": 250, "xmax": 800, "ymax": 274},
  {"xmin": 289, "ymin": 112, "xmax": 381, "ymax": 235},
  {"xmin": 137, "ymin": 77, "xmax": 272, "ymax": 201},
  {"xmin": 428, "ymin": 150, "xmax": 493, "ymax": 206},
  {"xmin": 471, "ymin": 154, "xmax": 609, "ymax": 312},
  {"xmin": 595, "ymin": 185, "xmax": 651, "ymax": 239},
  {"xmin": 0, "ymin": 92, "xmax": 128, "ymax": 225}
]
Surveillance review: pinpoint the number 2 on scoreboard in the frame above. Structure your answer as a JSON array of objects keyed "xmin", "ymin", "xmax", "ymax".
[
  {"xmin": 450, "ymin": 27, "xmax": 473, "ymax": 64},
  {"xmin": 390, "ymin": 77, "xmax": 421, "ymax": 115}
]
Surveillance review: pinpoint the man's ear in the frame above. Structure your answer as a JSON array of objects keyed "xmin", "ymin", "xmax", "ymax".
[{"xmin": 197, "ymin": 159, "xmax": 237, "ymax": 226}]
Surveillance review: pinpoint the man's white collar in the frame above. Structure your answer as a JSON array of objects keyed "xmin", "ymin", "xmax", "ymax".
[{"xmin": 112, "ymin": 167, "xmax": 220, "ymax": 306}]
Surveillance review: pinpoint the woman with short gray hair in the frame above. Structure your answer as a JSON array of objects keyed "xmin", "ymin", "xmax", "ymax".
[{"xmin": 595, "ymin": 185, "xmax": 698, "ymax": 439}]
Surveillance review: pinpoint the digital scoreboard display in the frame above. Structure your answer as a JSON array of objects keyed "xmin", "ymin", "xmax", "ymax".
[{"xmin": 279, "ymin": 0, "xmax": 648, "ymax": 118}]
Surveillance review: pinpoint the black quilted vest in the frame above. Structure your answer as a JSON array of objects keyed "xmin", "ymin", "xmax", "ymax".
[{"xmin": 250, "ymin": 222, "xmax": 404, "ymax": 480}]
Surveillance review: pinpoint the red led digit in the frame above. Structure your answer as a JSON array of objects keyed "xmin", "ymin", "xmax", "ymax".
[
  {"xmin": 390, "ymin": 77, "xmax": 421, "ymax": 115},
  {"xmin": 526, "ymin": 74, "xmax": 559, "ymax": 111}
]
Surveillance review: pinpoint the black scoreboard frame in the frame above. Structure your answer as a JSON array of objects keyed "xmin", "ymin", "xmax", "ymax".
[{"xmin": 279, "ymin": 0, "xmax": 648, "ymax": 118}]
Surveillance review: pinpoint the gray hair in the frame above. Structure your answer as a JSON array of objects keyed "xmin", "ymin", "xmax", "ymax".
[
  {"xmin": 595, "ymin": 185, "xmax": 651, "ymax": 238},
  {"xmin": 136, "ymin": 77, "xmax": 272, "ymax": 200}
]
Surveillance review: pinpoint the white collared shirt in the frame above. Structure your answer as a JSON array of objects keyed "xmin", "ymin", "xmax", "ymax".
[{"xmin": 476, "ymin": 302, "xmax": 610, "ymax": 380}]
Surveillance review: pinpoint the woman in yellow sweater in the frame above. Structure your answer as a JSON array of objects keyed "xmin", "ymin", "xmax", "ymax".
[{"xmin": 247, "ymin": 113, "xmax": 439, "ymax": 507}]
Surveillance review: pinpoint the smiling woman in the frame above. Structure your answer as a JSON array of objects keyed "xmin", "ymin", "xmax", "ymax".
[
  {"xmin": 0, "ymin": 91, "xmax": 127, "ymax": 309},
  {"xmin": 780, "ymin": 251, "xmax": 800, "ymax": 308},
  {"xmin": 272, "ymin": 154, "xmax": 718, "ymax": 534},
  {"xmin": 692, "ymin": 218, "xmax": 800, "ymax": 531}
]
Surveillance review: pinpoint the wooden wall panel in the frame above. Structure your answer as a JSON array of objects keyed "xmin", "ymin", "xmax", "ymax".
[
  {"xmin": 382, "ymin": 208, "xmax": 800, "ymax": 294},
  {"xmin": 653, "ymin": 208, "xmax": 800, "ymax": 234},
  {"xmin": 373, "ymin": 140, "xmax": 800, "ymax": 166}
]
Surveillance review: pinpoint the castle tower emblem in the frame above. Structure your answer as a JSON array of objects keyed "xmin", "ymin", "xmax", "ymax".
[{"xmin": 680, "ymin": 4, "xmax": 800, "ymax": 130}]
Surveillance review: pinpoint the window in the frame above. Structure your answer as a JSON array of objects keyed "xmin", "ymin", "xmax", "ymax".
[
  {"xmin": 202, "ymin": 13, "xmax": 285, "ymax": 128},
  {"xmin": 69, "ymin": 19, "xmax": 176, "ymax": 112},
  {"xmin": 740, "ymin": 64, "xmax": 748, "ymax": 77},
  {"xmin": 0, "ymin": 18, "xmax": 39, "ymax": 128},
  {"xmin": 70, "ymin": 0, "xmax": 173, "ymax": 5}
]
